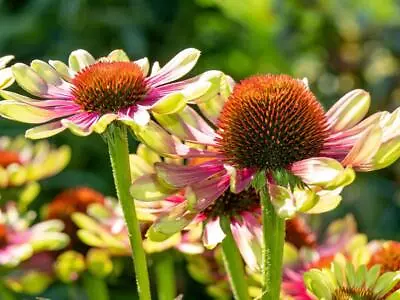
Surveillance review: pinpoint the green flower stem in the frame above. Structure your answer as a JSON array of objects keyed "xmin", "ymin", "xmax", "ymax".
[
  {"xmin": 83, "ymin": 273, "xmax": 109, "ymax": 300},
  {"xmin": 104, "ymin": 123, "xmax": 151, "ymax": 300},
  {"xmin": 154, "ymin": 251, "xmax": 176, "ymax": 300},
  {"xmin": 255, "ymin": 172, "xmax": 286, "ymax": 300},
  {"xmin": 0, "ymin": 281, "xmax": 15, "ymax": 300},
  {"xmin": 220, "ymin": 216, "xmax": 249, "ymax": 300}
]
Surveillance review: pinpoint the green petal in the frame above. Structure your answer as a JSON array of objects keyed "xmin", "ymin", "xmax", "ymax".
[
  {"xmin": 342, "ymin": 125, "xmax": 382, "ymax": 167},
  {"xmin": 0, "ymin": 55, "xmax": 14, "ymax": 69},
  {"xmin": 92, "ymin": 114, "xmax": 117, "ymax": 134},
  {"xmin": 12, "ymin": 63, "xmax": 48, "ymax": 96},
  {"xmin": 25, "ymin": 122, "xmax": 66, "ymax": 139},
  {"xmin": 130, "ymin": 174, "xmax": 176, "ymax": 201},
  {"xmin": 31, "ymin": 60, "xmax": 63, "ymax": 86},
  {"xmin": 68, "ymin": 49, "xmax": 95, "ymax": 72},
  {"xmin": 305, "ymin": 189, "xmax": 342, "ymax": 214},
  {"xmin": 0, "ymin": 67, "xmax": 15, "ymax": 89},
  {"xmin": 107, "ymin": 49, "xmax": 130, "ymax": 62},
  {"xmin": 151, "ymin": 92, "xmax": 186, "ymax": 115},
  {"xmin": 374, "ymin": 272, "xmax": 400, "ymax": 297},
  {"xmin": 0, "ymin": 101, "xmax": 61, "ymax": 124},
  {"xmin": 61, "ymin": 119, "xmax": 93, "ymax": 136},
  {"xmin": 371, "ymin": 135, "xmax": 400, "ymax": 170},
  {"xmin": 327, "ymin": 89, "xmax": 371, "ymax": 132},
  {"xmin": 49, "ymin": 60, "xmax": 73, "ymax": 81},
  {"xmin": 365, "ymin": 265, "xmax": 381, "ymax": 289}
]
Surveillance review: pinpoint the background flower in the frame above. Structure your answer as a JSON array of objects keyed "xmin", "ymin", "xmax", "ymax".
[{"xmin": 0, "ymin": 48, "xmax": 215, "ymax": 138}]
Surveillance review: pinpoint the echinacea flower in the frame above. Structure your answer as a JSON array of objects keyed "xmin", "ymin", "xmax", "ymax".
[
  {"xmin": 0, "ymin": 135, "xmax": 70, "ymax": 189},
  {"xmin": 0, "ymin": 48, "xmax": 214, "ymax": 138},
  {"xmin": 71, "ymin": 195, "xmax": 131, "ymax": 256},
  {"xmin": 131, "ymin": 143, "xmax": 263, "ymax": 270},
  {"xmin": 45, "ymin": 187, "xmax": 106, "ymax": 250},
  {"xmin": 281, "ymin": 215, "xmax": 364, "ymax": 300},
  {"xmin": 0, "ymin": 202, "xmax": 69, "ymax": 267},
  {"xmin": 304, "ymin": 261, "xmax": 400, "ymax": 300},
  {"xmin": 4, "ymin": 253, "xmax": 55, "ymax": 295},
  {"xmin": 133, "ymin": 74, "xmax": 400, "ymax": 218},
  {"xmin": 368, "ymin": 241, "xmax": 400, "ymax": 294}
]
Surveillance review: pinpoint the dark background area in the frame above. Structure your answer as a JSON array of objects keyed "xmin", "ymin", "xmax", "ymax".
[{"xmin": 0, "ymin": 0, "xmax": 399, "ymax": 298}]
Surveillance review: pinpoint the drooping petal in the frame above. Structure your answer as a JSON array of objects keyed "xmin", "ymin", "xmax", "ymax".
[
  {"xmin": 230, "ymin": 219, "xmax": 262, "ymax": 272},
  {"xmin": 0, "ymin": 67, "xmax": 14, "ymax": 89},
  {"xmin": 305, "ymin": 188, "xmax": 343, "ymax": 214},
  {"xmin": 68, "ymin": 49, "xmax": 95, "ymax": 72},
  {"xmin": 291, "ymin": 157, "xmax": 355, "ymax": 189},
  {"xmin": 12, "ymin": 63, "xmax": 49, "ymax": 97},
  {"xmin": 92, "ymin": 114, "xmax": 117, "ymax": 134},
  {"xmin": 368, "ymin": 135, "xmax": 400, "ymax": 171},
  {"xmin": 153, "ymin": 106, "xmax": 216, "ymax": 144},
  {"xmin": 150, "ymin": 91, "xmax": 186, "ymax": 115},
  {"xmin": 268, "ymin": 184, "xmax": 297, "ymax": 218},
  {"xmin": 342, "ymin": 125, "xmax": 382, "ymax": 168},
  {"xmin": 155, "ymin": 161, "xmax": 225, "ymax": 188},
  {"xmin": 203, "ymin": 218, "xmax": 225, "ymax": 249},
  {"xmin": 146, "ymin": 48, "xmax": 201, "ymax": 87},
  {"xmin": 190, "ymin": 175, "xmax": 230, "ymax": 211},
  {"xmin": 131, "ymin": 174, "xmax": 177, "ymax": 201},
  {"xmin": 30, "ymin": 60, "xmax": 63, "ymax": 86},
  {"xmin": 25, "ymin": 121, "xmax": 66, "ymax": 139},
  {"xmin": 0, "ymin": 101, "xmax": 72, "ymax": 124},
  {"xmin": 0, "ymin": 55, "xmax": 14, "ymax": 69},
  {"xmin": 147, "ymin": 202, "xmax": 196, "ymax": 241},
  {"xmin": 49, "ymin": 60, "xmax": 73, "ymax": 81},
  {"xmin": 130, "ymin": 121, "xmax": 218, "ymax": 158},
  {"xmin": 326, "ymin": 89, "xmax": 371, "ymax": 133}
]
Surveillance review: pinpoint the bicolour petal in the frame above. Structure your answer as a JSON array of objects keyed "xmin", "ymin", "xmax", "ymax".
[
  {"xmin": 107, "ymin": 49, "xmax": 130, "ymax": 62},
  {"xmin": 153, "ymin": 106, "xmax": 216, "ymax": 144},
  {"xmin": 92, "ymin": 114, "xmax": 117, "ymax": 134},
  {"xmin": 12, "ymin": 63, "xmax": 49, "ymax": 97},
  {"xmin": 0, "ymin": 101, "xmax": 71, "ymax": 124},
  {"xmin": 147, "ymin": 202, "xmax": 196, "ymax": 241},
  {"xmin": 30, "ymin": 60, "xmax": 63, "ymax": 86},
  {"xmin": 203, "ymin": 218, "xmax": 225, "ymax": 249},
  {"xmin": 130, "ymin": 121, "xmax": 217, "ymax": 158},
  {"xmin": 342, "ymin": 125, "xmax": 382, "ymax": 168},
  {"xmin": 292, "ymin": 158, "xmax": 343, "ymax": 185},
  {"xmin": 155, "ymin": 161, "xmax": 225, "ymax": 188},
  {"xmin": 223, "ymin": 165, "xmax": 255, "ymax": 194},
  {"xmin": 326, "ymin": 89, "xmax": 371, "ymax": 133},
  {"xmin": 268, "ymin": 184, "xmax": 297, "ymax": 218},
  {"xmin": 25, "ymin": 121, "xmax": 66, "ymax": 139},
  {"xmin": 150, "ymin": 92, "xmax": 186, "ymax": 115},
  {"xmin": 368, "ymin": 135, "xmax": 400, "ymax": 171},
  {"xmin": 146, "ymin": 48, "xmax": 201, "ymax": 87},
  {"xmin": 131, "ymin": 174, "xmax": 177, "ymax": 201},
  {"xmin": 305, "ymin": 188, "xmax": 343, "ymax": 214},
  {"xmin": 49, "ymin": 60, "xmax": 73, "ymax": 81},
  {"xmin": 68, "ymin": 49, "xmax": 95, "ymax": 72},
  {"xmin": 291, "ymin": 158, "xmax": 355, "ymax": 190},
  {"xmin": 0, "ymin": 67, "xmax": 14, "ymax": 89}
]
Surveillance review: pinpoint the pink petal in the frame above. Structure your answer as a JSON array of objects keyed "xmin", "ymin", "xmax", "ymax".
[{"xmin": 155, "ymin": 161, "xmax": 226, "ymax": 188}]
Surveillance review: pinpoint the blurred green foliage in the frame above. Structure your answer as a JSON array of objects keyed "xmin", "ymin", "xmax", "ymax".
[{"xmin": 0, "ymin": 0, "xmax": 400, "ymax": 298}]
